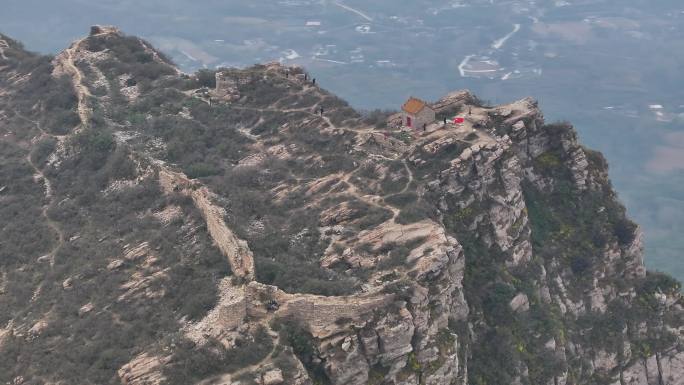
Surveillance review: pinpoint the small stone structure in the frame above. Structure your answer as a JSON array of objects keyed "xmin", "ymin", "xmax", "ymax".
[
  {"xmin": 90, "ymin": 25, "xmax": 120, "ymax": 36},
  {"xmin": 401, "ymin": 97, "xmax": 435, "ymax": 129}
]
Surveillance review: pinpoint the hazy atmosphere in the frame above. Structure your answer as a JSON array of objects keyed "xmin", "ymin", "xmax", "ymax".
[
  {"xmin": 2, "ymin": 0, "xmax": 682, "ymax": 275},
  {"xmin": 2, "ymin": 1, "xmax": 684, "ymax": 384}
]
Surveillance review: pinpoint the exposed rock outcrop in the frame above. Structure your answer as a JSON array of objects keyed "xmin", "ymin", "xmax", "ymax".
[
  {"xmin": 118, "ymin": 353, "xmax": 170, "ymax": 385},
  {"xmin": 1, "ymin": 27, "xmax": 681, "ymax": 385}
]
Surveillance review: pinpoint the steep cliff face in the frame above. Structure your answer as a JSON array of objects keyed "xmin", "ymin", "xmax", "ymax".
[
  {"xmin": 0, "ymin": 27, "xmax": 681, "ymax": 385},
  {"xmin": 428, "ymin": 97, "xmax": 682, "ymax": 385}
]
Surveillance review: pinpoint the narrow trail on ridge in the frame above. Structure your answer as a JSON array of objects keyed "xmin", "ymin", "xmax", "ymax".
[
  {"xmin": 61, "ymin": 39, "xmax": 92, "ymax": 129},
  {"xmin": 226, "ymin": 71, "xmax": 413, "ymax": 223},
  {"xmin": 398, "ymin": 159, "xmax": 414, "ymax": 195},
  {"xmin": 15, "ymin": 112, "xmax": 64, "ymax": 268},
  {"xmin": 58, "ymin": 34, "xmax": 258, "ymax": 281}
]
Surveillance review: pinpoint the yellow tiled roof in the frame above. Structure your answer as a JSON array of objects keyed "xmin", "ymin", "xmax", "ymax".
[{"xmin": 402, "ymin": 97, "xmax": 428, "ymax": 115}]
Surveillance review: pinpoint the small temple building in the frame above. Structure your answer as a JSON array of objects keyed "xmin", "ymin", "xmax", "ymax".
[{"xmin": 401, "ymin": 97, "xmax": 435, "ymax": 129}]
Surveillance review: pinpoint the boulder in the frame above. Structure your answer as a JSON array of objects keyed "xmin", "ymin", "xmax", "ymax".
[
  {"xmin": 262, "ymin": 369, "xmax": 284, "ymax": 385},
  {"xmin": 510, "ymin": 293, "xmax": 530, "ymax": 312}
]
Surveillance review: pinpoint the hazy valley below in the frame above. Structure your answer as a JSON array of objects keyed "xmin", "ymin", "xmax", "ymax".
[
  {"xmin": 0, "ymin": 7, "xmax": 683, "ymax": 382},
  {"xmin": 3, "ymin": 0, "xmax": 681, "ymax": 280}
]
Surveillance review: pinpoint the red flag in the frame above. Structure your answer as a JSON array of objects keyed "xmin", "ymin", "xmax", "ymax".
[{"xmin": 454, "ymin": 117, "xmax": 465, "ymax": 124}]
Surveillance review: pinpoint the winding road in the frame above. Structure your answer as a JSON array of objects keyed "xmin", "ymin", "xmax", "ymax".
[{"xmin": 334, "ymin": 1, "xmax": 373, "ymax": 22}]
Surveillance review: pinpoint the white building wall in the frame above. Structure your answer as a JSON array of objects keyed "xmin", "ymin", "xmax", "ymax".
[
  {"xmin": 415, "ymin": 107, "xmax": 435, "ymax": 129},
  {"xmin": 402, "ymin": 107, "xmax": 435, "ymax": 129}
]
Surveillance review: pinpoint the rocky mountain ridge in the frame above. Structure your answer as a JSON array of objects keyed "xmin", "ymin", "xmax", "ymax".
[{"xmin": 0, "ymin": 26, "xmax": 682, "ymax": 385}]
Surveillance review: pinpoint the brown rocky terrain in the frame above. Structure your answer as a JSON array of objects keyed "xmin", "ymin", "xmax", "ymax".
[{"xmin": 0, "ymin": 26, "xmax": 682, "ymax": 385}]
